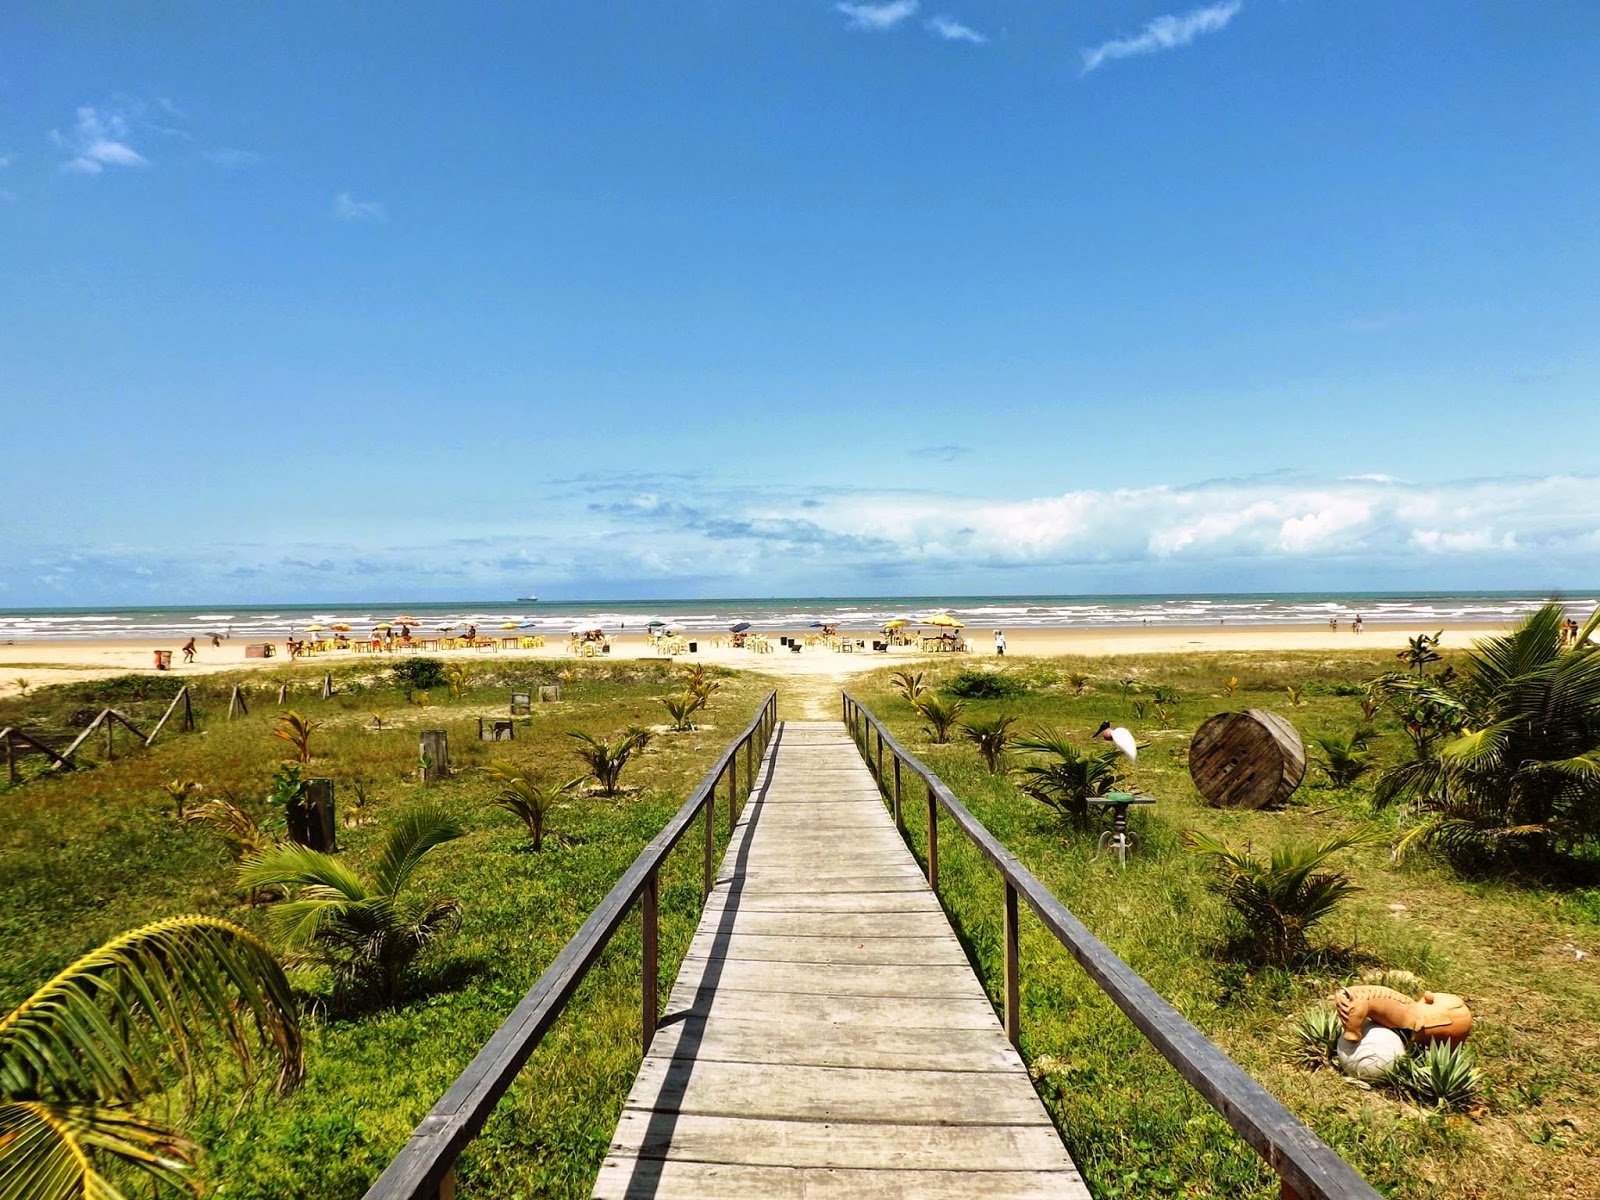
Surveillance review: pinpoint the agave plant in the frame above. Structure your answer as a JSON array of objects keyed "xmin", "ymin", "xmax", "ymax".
[
  {"xmin": 1373, "ymin": 604, "xmax": 1600, "ymax": 864},
  {"xmin": 240, "ymin": 806, "xmax": 463, "ymax": 1005},
  {"xmin": 890, "ymin": 669, "xmax": 928, "ymax": 704},
  {"xmin": 1310, "ymin": 728, "xmax": 1376, "ymax": 787},
  {"xmin": 1285, "ymin": 1004, "xmax": 1343, "ymax": 1070},
  {"xmin": 1185, "ymin": 830, "xmax": 1377, "ymax": 965},
  {"xmin": 660, "ymin": 690, "xmax": 706, "ymax": 732},
  {"xmin": 913, "ymin": 694, "xmax": 966, "ymax": 744},
  {"xmin": 483, "ymin": 761, "xmax": 582, "ymax": 850},
  {"xmin": 1387, "ymin": 1041, "xmax": 1484, "ymax": 1111},
  {"xmin": 960, "ymin": 713, "xmax": 1019, "ymax": 774},
  {"xmin": 570, "ymin": 730, "xmax": 646, "ymax": 795},
  {"xmin": 271, "ymin": 709, "xmax": 319, "ymax": 765},
  {"xmin": 0, "ymin": 916, "xmax": 302, "ymax": 1198},
  {"xmin": 1013, "ymin": 728, "xmax": 1123, "ymax": 828}
]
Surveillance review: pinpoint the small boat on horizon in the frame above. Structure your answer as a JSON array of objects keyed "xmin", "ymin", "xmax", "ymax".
[{"xmin": 516, "ymin": 595, "xmax": 539, "ymax": 602}]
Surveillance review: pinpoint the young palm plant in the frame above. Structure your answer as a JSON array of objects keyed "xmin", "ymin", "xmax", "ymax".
[
  {"xmin": 1310, "ymin": 728, "xmax": 1376, "ymax": 787},
  {"xmin": 960, "ymin": 712, "xmax": 1019, "ymax": 774},
  {"xmin": 681, "ymin": 664, "xmax": 721, "ymax": 706},
  {"xmin": 239, "ymin": 806, "xmax": 464, "ymax": 1006},
  {"xmin": 1185, "ymin": 830, "xmax": 1377, "ymax": 965},
  {"xmin": 660, "ymin": 691, "xmax": 706, "ymax": 732},
  {"xmin": 1013, "ymin": 728, "xmax": 1124, "ymax": 828},
  {"xmin": 272, "ymin": 709, "xmax": 320, "ymax": 765},
  {"xmin": 1373, "ymin": 604, "xmax": 1600, "ymax": 864},
  {"xmin": 913, "ymin": 694, "xmax": 966, "ymax": 744},
  {"xmin": 570, "ymin": 730, "xmax": 645, "ymax": 795},
  {"xmin": 890, "ymin": 669, "xmax": 928, "ymax": 704},
  {"xmin": 0, "ymin": 916, "xmax": 302, "ymax": 1198},
  {"xmin": 483, "ymin": 761, "xmax": 582, "ymax": 850}
]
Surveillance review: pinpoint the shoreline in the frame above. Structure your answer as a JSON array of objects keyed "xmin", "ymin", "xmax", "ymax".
[{"xmin": 0, "ymin": 621, "xmax": 1515, "ymax": 699}]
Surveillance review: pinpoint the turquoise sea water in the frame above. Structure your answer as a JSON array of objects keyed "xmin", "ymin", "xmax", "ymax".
[{"xmin": 0, "ymin": 592, "xmax": 1592, "ymax": 642}]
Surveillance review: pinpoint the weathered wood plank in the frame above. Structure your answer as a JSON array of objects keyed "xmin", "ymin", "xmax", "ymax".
[
  {"xmin": 684, "ymin": 931, "xmax": 970, "ymax": 967},
  {"xmin": 594, "ymin": 1160, "xmax": 1089, "ymax": 1200},
  {"xmin": 645, "ymin": 1017, "xmax": 1026, "ymax": 1072}
]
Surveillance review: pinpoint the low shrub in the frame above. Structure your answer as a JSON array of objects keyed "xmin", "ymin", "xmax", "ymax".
[{"xmin": 941, "ymin": 669, "xmax": 1027, "ymax": 700}]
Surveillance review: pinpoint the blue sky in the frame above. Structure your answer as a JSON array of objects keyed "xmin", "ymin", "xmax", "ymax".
[{"xmin": 2, "ymin": 2, "xmax": 1597, "ymax": 605}]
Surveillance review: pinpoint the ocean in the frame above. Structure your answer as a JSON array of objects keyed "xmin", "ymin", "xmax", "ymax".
[{"xmin": 0, "ymin": 592, "xmax": 1591, "ymax": 643}]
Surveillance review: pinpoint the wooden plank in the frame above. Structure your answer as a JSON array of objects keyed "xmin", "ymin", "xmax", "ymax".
[
  {"xmin": 669, "ymin": 956, "xmax": 988, "ymax": 999},
  {"xmin": 644, "ymin": 1017, "xmax": 1026, "ymax": 1072},
  {"xmin": 594, "ymin": 1160, "xmax": 1088, "ymax": 1200},
  {"xmin": 603, "ymin": 1111, "xmax": 1073, "ymax": 1172},
  {"xmin": 683, "ymin": 930, "xmax": 971, "ymax": 967},
  {"xmin": 659, "ymin": 990, "xmax": 999, "ymax": 1030}
]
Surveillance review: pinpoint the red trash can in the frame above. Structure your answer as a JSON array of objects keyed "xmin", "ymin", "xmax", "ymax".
[{"xmin": 154, "ymin": 650, "xmax": 173, "ymax": 670}]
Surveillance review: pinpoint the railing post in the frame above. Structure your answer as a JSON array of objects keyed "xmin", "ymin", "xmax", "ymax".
[
  {"xmin": 746, "ymin": 733, "xmax": 754, "ymax": 795},
  {"xmin": 703, "ymin": 793, "xmax": 716, "ymax": 898},
  {"xmin": 1280, "ymin": 1183, "xmax": 1304, "ymax": 1200},
  {"xmin": 926, "ymin": 780, "xmax": 938, "ymax": 890},
  {"xmin": 1003, "ymin": 880, "xmax": 1020, "ymax": 1049},
  {"xmin": 437, "ymin": 1166, "xmax": 456, "ymax": 1200},
  {"xmin": 726, "ymin": 763, "xmax": 737, "ymax": 835},
  {"xmin": 641, "ymin": 868, "xmax": 659, "ymax": 1053},
  {"xmin": 874, "ymin": 728, "xmax": 884, "ymax": 791},
  {"xmin": 892, "ymin": 756, "xmax": 903, "ymax": 830}
]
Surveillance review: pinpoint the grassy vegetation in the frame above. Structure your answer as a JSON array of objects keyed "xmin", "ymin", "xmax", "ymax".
[
  {"xmin": 0, "ymin": 657, "xmax": 771, "ymax": 1199},
  {"xmin": 845, "ymin": 649, "xmax": 1600, "ymax": 1200}
]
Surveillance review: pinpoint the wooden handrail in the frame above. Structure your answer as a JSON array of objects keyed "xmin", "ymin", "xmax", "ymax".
[
  {"xmin": 363, "ymin": 691, "xmax": 779, "ymax": 1200},
  {"xmin": 840, "ymin": 692, "xmax": 1379, "ymax": 1200}
]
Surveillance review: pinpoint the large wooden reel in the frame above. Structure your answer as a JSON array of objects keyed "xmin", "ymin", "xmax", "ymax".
[{"xmin": 1189, "ymin": 709, "xmax": 1305, "ymax": 809}]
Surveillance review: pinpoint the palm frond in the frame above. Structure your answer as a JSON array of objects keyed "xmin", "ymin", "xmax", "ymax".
[
  {"xmin": 0, "ymin": 917, "xmax": 301, "ymax": 1112},
  {"xmin": 370, "ymin": 807, "xmax": 463, "ymax": 896},
  {"xmin": 0, "ymin": 1099, "xmax": 200, "ymax": 1200}
]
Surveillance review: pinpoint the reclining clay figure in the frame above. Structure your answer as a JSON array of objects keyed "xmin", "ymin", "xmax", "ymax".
[{"xmin": 1334, "ymin": 985, "xmax": 1473, "ymax": 1045}]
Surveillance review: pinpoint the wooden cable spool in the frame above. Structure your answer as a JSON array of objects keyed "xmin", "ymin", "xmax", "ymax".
[{"xmin": 1188, "ymin": 709, "xmax": 1305, "ymax": 809}]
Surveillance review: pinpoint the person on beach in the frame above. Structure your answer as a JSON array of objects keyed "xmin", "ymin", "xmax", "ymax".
[
  {"xmin": 1353, "ymin": 615, "xmax": 1364, "ymax": 634},
  {"xmin": 995, "ymin": 629, "xmax": 1007, "ymax": 657},
  {"xmin": 181, "ymin": 638, "xmax": 196, "ymax": 663}
]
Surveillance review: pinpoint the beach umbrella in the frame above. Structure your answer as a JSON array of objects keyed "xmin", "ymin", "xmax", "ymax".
[
  {"xmin": 882, "ymin": 618, "xmax": 908, "ymax": 630},
  {"xmin": 501, "ymin": 622, "xmax": 520, "ymax": 630},
  {"xmin": 730, "ymin": 621, "xmax": 752, "ymax": 633},
  {"xmin": 329, "ymin": 623, "xmax": 352, "ymax": 632},
  {"xmin": 646, "ymin": 620, "xmax": 667, "ymax": 630},
  {"xmin": 925, "ymin": 613, "xmax": 961, "ymax": 628},
  {"xmin": 663, "ymin": 623, "xmax": 685, "ymax": 635},
  {"xmin": 569, "ymin": 621, "xmax": 603, "ymax": 635},
  {"xmin": 392, "ymin": 616, "xmax": 420, "ymax": 626},
  {"xmin": 305, "ymin": 624, "xmax": 324, "ymax": 632},
  {"xmin": 371, "ymin": 622, "xmax": 393, "ymax": 632},
  {"xmin": 809, "ymin": 621, "xmax": 829, "ymax": 628}
]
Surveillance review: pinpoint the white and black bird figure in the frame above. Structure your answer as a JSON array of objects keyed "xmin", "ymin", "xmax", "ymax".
[{"xmin": 1096, "ymin": 720, "xmax": 1138, "ymax": 761}]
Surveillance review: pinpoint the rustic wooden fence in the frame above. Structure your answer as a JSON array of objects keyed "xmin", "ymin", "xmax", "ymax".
[
  {"xmin": 2, "ymin": 687, "xmax": 197, "ymax": 783},
  {"xmin": 362, "ymin": 690, "xmax": 780, "ymax": 1200},
  {"xmin": 841, "ymin": 691, "xmax": 1379, "ymax": 1200}
]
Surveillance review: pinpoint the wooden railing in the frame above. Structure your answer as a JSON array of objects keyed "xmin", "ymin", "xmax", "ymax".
[
  {"xmin": 840, "ymin": 692, "xmax": 1379, "ymax": 1200},
  {"xmin": 362, "ymin": 691, "xmax": 780, "ymax": 1200}
]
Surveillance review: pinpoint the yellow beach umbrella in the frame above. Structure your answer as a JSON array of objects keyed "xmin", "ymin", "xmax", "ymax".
[
  {"xmin": 882, "ymin": 618, "xmax": 908, "ymax": 630},
  {"xmin": 501, "ymin": 622, "xmax": 520, "ymax": 630},
  {"xmin": 924, "ymin": 613, "xmax": 961, "ymax": 628},
  {"xmin": 371, "ymin": 623, "xmax": 393, "ymax": 632},
  {"xmin": 305, "ymin": 624, "xmax": 324, "ymax": 633}
]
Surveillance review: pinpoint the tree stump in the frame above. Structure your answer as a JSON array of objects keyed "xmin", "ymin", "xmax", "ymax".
[
  {"xmin": 1188, "ymin": 709, "xmax": 1305, "ymax": 809},
  {"xmin": 289, "ymin": 777, "xmax": 338, "ymax": 851},
  {"xmin": 420, "ymin": 729, "xmax": 450, "ymax": 781}
]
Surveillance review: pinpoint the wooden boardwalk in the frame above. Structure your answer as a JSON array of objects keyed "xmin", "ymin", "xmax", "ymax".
[{"xmin": 594, "ymin": 720, "xmax": 1087, "ymax": 1199}]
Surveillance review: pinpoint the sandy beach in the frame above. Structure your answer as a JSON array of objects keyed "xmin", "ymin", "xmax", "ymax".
[{"xmin": 0, "ymin": 621, "xmax": 1515, "ymax": 700}]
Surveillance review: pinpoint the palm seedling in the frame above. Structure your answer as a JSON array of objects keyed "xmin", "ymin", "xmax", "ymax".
[
  {"xmin": 483, "ymin": 761, "xmax": 582, "ymax": 850},
  {"xmin": 960, "ymin": 712, "xmax": 1019, "ymax": 774},
  {"xmin": 1285, "ymin": 684, "xmax": 1306, "ymax": 707},
  {"xmin": 445, "ymin": 664, "xmax": 473, "ymax": 700},
  {"xmin": 1310, "ymin": 728, "xmax": 1377, "ymax": 788},
  {"xmin": 272, "ymin": 709, "xmax": 320, "ymax": 765},
  {"xmin": 1224, "ymin": 676, "xmax": 1240, "ymax": 696},
  {"xmin": 1398, "ymin": 630, "xmax": 1445, "ymax": 675},
  {"xmin": 1013, "ymin": 728, "xmax": 1124, "ymax": 828},
  {"xmin": 890, "ymin": 669, "xmax": 928, "ymax": 704},
  {"xmin": 681, "ymin": 664, "xmax": 720, "ymax": 706},
  {"xmin": 160, "ymin": 776, "xmax": 204, "ymax": 819},
  {"xmin": 1185, "ymin": 829, "xmax": 1378, "ymax": 965},
  {"xmin": 240, "ymin": 806, "xmax": 463, "ymax": 1005},
  {"xmin": 913, "ymin": 694, "xmax": 966, "ymax": 744},
  {"xmin": 570, "ymin": 730, "xmax": 646, "ymax": 795},
  {"xmin": 661, "ymin": 690, "xmax": 706, "ymax": 732},
  {"xmin": 0, "ymin": 916, "xmax": 302, "ymax": 1198},
  {"xmin": 1068, "ymin": 673, "xmax": 1090, "ymax": 696}
]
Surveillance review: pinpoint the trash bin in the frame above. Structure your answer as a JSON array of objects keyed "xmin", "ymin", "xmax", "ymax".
[
  {"xmin": 688, "ymin": 641, "xmax": 698, "ymax": 653},
  {"xmin": 154, "ymin": 650, "xmax": 172, "ymax": 670}
]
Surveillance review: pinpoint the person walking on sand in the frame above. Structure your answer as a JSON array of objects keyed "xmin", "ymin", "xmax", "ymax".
[
  {"xmin": 1353, "ymin": 615, "xmax": 1364, "ymax": 634},
  {"xmin": 181, "ymin": 637, "xmax": 196, "ymax": 664},
  {"xmin": 994, "ymin": 629, "xmax": 1007, "ymax": 657}
]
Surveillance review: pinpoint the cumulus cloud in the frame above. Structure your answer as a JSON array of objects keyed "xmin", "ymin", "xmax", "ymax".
[
  {"xmin": 9, "ymin": 472, "xmax": 1598, "ymax": 605},
  {"xmin": 1081, "ymin": 1, "xmax": 1243, "ymax": 73},
  {"xmin": 926, "ymin": 15, "xmax": 987, "ymax": 43},
  {"xmin": 333, "ymin": 191, "xmax": 386, "ymax": 222},
  {"xmin": 837, "ymin": 1, "xmax": 919, "ymax": 31},
  {"xmin": 54, "ymin": 106, "xmax": 149, "ymax": 173}
]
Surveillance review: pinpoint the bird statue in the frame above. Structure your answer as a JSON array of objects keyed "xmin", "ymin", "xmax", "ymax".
[{"xmin": 1096, "ymin": 720, "xmax": 1138, "ymax": 761}]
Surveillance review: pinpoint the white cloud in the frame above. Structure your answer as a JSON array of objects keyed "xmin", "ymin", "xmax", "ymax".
[
  {"xmin": 333, "ymin": 191, "xmax": 386, "ymax": 222},
  {"xmin": 55, "ymin": 106, "xmax": 149, "ymax": 174},
  {"xmin": 926, "ymin": 15, "xmax": 986, "ymax": 43},
  {"xmin": 1081, "ymin": 1, "xmax": 1244, "ymax": 73},
  {"xmin": 837, "ymin": 1, "xmax": 919, "ymax": 31}
]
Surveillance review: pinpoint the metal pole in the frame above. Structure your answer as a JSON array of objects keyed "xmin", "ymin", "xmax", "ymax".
[
  {"xmin": 1003, "ymin": 881, "xmax": 1020, "ymax": 1049},
  {"xmin": 641, "ymin": 869, "xmax": 659, "ymax": 1052}
]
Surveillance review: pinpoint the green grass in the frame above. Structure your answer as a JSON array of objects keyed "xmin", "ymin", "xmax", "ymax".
[
  {"xmin": 844, "ymin": 650, "xmax": 1600, "ymax": 1200},
  {"xmin": 0, "ymin": 658, "xmax": 772, "ymax": 1199}
]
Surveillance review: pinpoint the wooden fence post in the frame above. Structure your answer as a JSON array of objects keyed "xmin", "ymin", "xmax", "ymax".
[
  {"xmin": 926, "ymin": 780, "xmax": 939, "ymax": 890},
  {"xmin": 227, "ymin": 685, "xmax": 248, "ymax": 720},
  {"xmin": 290, "ymin": 777, "xmax": 337, "ymax": 852},
  {"xmin": 703, "ymin": 794, "xmax": 716, "ymax": 898},
  {"xmin": 1004, "ymin": 881, "xmax": 1020, "ymax": 1049},
  {"xmin": 893, "ymin": 756, "xmax": 903, "ymax": 830},
  {"xmin": 641, "ymin": 868, "xmax": 659, "ymax": 1052},
  {"xmin": 726, "ymin": 763, "xmax": 737, "ymax": 835},
  {"xmin": 321, "ymin": 672, "xmax": 333, "ymax": 699},
  {"xmin": 5, "ymin": 736, "xmax": 16, "ymax": 785},
  {"xmin": 419, "ymin": 730, "xmax": 449, "ymax": 781}
]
